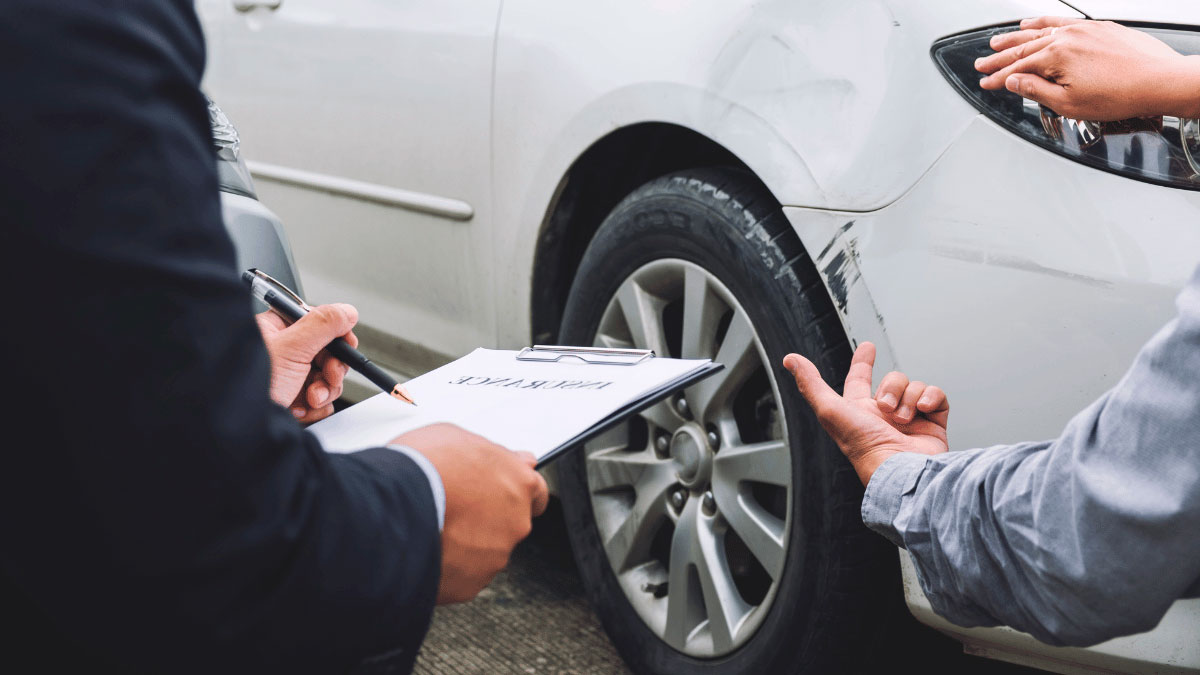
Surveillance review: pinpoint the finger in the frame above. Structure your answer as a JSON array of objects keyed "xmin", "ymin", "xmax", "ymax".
[
  {"xmin": 979, "ymin": 36, "xmax": 1055, "ymax": 89},
  {"xmin": 316, "ymin": 350, "xmax": 351, "ymax": 380},
  {"xmin": 277, "ymin": 303, "xmax": 360, "ymax": 363},
  {"xmin": 874, "ymin": 371, "xmax": 910, "ymax": 411},
  {"xmin": 783, "ymin": 353, "xmax": 854, "ymax": 436},
  {"xmin": 255, "ymin": 309, "xmax": 289, "ymax": 334},
  {"xmin": 321, "ymin": 354, "xmax": 348, "ymax": 397},
  {"xmin": 514, "ymin": 451, "xmax": 538, "ymax": 469},
  {"xmin": 986, "ymin": 27, "xmax": 1052, "ymax": 56},
  {"xmin": 978, "ymin": 30, "xmax": 1053, "ymax": 73},
  {"xmin": 306, "ymin": 374, "xmax": 333, "ymax": 409},
  {"xmin": 842, "ymin": 342, "xmax": 877, "ymax": 400},
  {"xmin": 916, "ymin": 385, "xmax": 950, "ymax": 428},
  {"xmin": 530, "ymin": 471, "xmax": 550, "ymax": 517},
  {"xmin": 1005, "ymin": 73, "xmax": 1070, "ymax": 113},
  {"xmin": 1020, "ymin": 16, "xmax": 1084, "ymax": 30},
  {"xmin": 297, "ymin": 403, "xmax": 335, "ymax": 425},
  {"xmin": 893, "ymin": 381, "xmax": 927, "ymax": 424}
]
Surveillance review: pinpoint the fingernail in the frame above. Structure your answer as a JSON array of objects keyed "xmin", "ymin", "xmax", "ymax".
[
  {"xmin": 974, "ymin": 57, "xmax": 984, "ymax": 69},
  {"xmin": 291, "ymin": 408, "xmax": 306, "ymax": 419},
  {"xmin": 896, "ymin": 406, "xmax": 912, "ymax": 421},
  {"xmin": 880, "ymin": 394, "xmax": 898, "ymax": 409},
  {"xmin": 918, "ymin": 395, "xmax": 933, "ymax": 408},
  {"xmin": 1006, "ymin": 76, "xmax": 1021, "ymax": 92},
  {"xmin": 313, "ymin": 384, "xmax": 329, "ymax": 404}
]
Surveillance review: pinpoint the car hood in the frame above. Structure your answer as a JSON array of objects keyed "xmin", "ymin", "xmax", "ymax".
[{"xmin": 1066, "ymin": 0, "xmax": 1200, "ymax": 25}]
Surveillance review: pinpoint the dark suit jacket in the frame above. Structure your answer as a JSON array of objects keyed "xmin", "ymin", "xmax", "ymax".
[{"xmin": 0, "ymin": 1, "xmax": 440, "ymax": 672}]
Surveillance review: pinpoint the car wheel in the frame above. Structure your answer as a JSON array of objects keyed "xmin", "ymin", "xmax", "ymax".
[{"xmin": 558, "ymin": 168, "xmax": 898, "ymax": 673}]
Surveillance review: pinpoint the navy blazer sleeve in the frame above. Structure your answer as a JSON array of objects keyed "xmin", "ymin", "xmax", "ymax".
[{"xmin": 0, "ymin": 1, "xmax": 439, "ymax": 673}]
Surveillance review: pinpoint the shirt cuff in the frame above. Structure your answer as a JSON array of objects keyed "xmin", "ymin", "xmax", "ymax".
[
  {"xmin": 387, "ymin": 444, "xmax": 445, "ymax": 532},
  {"xmin": 860, "ymin": 452, "xmax": 929, "ymax": 548}
]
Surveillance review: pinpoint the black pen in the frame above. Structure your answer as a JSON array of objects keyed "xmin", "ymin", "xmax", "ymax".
[{"xmin": 243, "ymin": 269, "xmax": 417, "ymax": 406}]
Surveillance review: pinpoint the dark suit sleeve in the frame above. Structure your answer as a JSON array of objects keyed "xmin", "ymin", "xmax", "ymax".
[{"xmin": 0, "ymin": 2, "xmax": 439, "ymax": 672}]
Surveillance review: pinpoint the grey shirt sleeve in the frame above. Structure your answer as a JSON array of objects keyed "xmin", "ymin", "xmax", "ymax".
[{"xmin": 862, "ymin": 265, "xmax": 1200, "ymax": 647}]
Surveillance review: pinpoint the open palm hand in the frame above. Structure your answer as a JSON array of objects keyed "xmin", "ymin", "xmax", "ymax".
[{"xmin": 783, "ymin": 342, "xmax": 949, "ymax": 485}]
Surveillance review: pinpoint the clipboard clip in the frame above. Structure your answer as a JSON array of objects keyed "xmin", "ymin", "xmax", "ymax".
[{"xmin": 516, "ymin": 345, "xmax": 655, "ymax": 366}]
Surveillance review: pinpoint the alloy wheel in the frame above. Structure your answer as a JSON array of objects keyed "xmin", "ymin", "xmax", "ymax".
[{"xmin": 584, "ymin": 259, "xmax": 791, "ymax": 658}]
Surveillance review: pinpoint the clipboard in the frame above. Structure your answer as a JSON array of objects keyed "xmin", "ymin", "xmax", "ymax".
[
  {"xmin": 308, "ymin": 345, "xmax": 725, "ymax": 466},
  {"xmin": 517, "ymin": 346, "xmax": 724, "ymax": 466}
]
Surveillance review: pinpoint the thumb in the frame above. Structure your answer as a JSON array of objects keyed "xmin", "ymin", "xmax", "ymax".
[
  {"xmin": 1006, "ymin": 73, "xmax": 1066, "ymax": 111},
  {"xmin": 276, "ymin": 303, "xmax": 359, "ymax": 362},
  {"xmin": 782, "ymin": 353, "xmax": 856, "ymax": 436}
]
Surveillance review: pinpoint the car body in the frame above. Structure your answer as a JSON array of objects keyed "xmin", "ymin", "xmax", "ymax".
[
  {"xmin": 208, "ymin": 98, "xmax": 303, "ymax": 295},
  {"xmin": 198, "ymin": 0, "xmax": 1200, "ymax": 672}
]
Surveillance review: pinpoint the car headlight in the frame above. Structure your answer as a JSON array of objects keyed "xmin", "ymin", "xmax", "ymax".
[
  {"xmin": 932, "ymin": 25, "xmax": 1200, "ymax": 190},
  {"xmin": 206, "ymin": 97, "xmax": 257, "ymax": 199}
]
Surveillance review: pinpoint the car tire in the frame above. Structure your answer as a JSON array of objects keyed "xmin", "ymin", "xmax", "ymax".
[{"xmin": 557, "ymin": 168, "xmax": 899, "ymax": 674}]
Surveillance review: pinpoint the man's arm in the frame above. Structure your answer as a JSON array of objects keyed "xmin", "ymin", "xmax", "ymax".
[
  {"xmin": 863, "ymin": 268, "xmax": 1200, "ymax": 646},
  {"xmin": 785, "ymin": 276, "xmax": 1200, "ymax": 647},
  {"xmin": 0, "ymin": 1, "xmax": 441, "ymax": 671}
]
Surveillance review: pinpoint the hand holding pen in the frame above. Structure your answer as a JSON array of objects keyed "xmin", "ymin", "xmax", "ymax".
[
  {"xmin": 247, "ymin": 269, "xmax": 416, "ymax": 423},
  {"xmin": 255, "ymin": 302, "xmax": 361, "ymax": 423}
]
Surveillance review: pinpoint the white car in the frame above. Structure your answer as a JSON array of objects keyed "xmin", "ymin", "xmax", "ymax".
[{"xmin": 198, "ymin": 1, "xmax": 1200, "ymax": 672}]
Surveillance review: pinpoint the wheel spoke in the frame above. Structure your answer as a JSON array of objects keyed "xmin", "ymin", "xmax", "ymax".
[
  {"xmin": 686, "ymin": 311, "xmax": 759, "ymax": 420},
  {"xmin": 597, "ymin": 457, "xmax": 678, "ymax": 571},
  {"xmin": 714, "ymin": 491, "xmax": 787, "ymax": 582},
  {"xmin": 640, "ymin": 400, "xmax": 683, "ymax": 434},
  {"xmin": 664, "ymin": 500, "xmax": 703, "ymax": 649},
  {"xmin": 695, "ymin": 518, "xmax": 752, "ymax": 653},
  {"xmin": 713, "ymin": 440, "xmax": 790, "ymax": 487},
  {"xmin": 712, "ymin": 440, "xmax": 789, "ymax": 580},
  {"xmin": 594, "ymin": 332, "xmax": 633, "ymax": 350},
  {"xmin": 617, "ymin": 279, "xmax": 668, "ymax": 356},
  {"xmin": 586, "ymin": 446, "xmax": 669, "ymax": 493},
  {"xmin": 680, "ymin": 266, "xmax": 722, "ymax": 360}
]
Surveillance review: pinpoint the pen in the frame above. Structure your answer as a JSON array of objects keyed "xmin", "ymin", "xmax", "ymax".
[{"xmin": 243, "ymin": 269, "xmax": 417, "ymax": 406}]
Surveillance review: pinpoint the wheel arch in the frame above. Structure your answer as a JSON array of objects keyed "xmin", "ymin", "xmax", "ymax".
[{"xmin": 531, "ymin": 123, "xmax": 759, "ymax": 344}]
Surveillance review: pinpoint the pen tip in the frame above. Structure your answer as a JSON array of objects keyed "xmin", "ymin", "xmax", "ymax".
[{"xmin": 390, "ymin": 384, "xmax": 417, "ymax": 406}]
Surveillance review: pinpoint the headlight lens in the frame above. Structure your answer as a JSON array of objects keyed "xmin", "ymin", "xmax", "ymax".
[
  {"xmin": 932, "ymin": 25, "xmax": 1200, "ymax": 191},
  {"xmin": 206, "ymin": 97, "xmax": 257, "ymax": 199}
]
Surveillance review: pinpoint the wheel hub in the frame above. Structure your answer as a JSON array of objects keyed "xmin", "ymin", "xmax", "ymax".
[{"xmin": 670, "ymin": 423, "xmax": 713, "ymax": 489}]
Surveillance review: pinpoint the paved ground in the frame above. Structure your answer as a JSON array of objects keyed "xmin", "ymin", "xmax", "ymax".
[
  {"xmin": 415, "ymin": 502, "xmax": 629, "ymax": 674},
  {"xmin": 412, "ymin": 502, "xmax": 1042, "ymax": 675}
]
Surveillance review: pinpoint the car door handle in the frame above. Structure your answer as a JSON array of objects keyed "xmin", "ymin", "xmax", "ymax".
[{"xmin": 233, "ymin": 0, "xmax": 282, "ymax": 12}]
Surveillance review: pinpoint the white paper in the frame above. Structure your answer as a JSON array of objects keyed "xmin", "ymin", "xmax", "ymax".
[{"xmin": 308, "ymin": 348, "xmax": 711, "ymax": 459}]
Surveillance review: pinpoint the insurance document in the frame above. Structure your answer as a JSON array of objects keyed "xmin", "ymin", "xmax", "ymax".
[{"xmin": 309, "ymin": 348, "xmax": 721, "ymax": 463}]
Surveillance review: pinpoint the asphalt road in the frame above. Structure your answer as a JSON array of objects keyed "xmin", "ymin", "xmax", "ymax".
[{"xmin": 412, "ymin": 501, "xmax": 1042, "ymax": 675}]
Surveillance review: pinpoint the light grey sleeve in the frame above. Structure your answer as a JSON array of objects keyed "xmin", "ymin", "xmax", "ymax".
[{"xmin": 862, "ymin": 265, "xmax": 1200, "ymax": 647}]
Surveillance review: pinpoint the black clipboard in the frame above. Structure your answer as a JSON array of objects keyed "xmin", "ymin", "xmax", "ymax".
[{"xmin": 518, "ymin": 346, "xmax": 725, "ymax": 468}]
